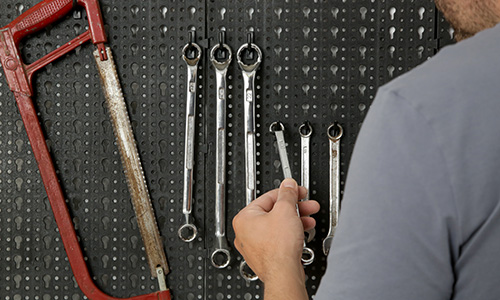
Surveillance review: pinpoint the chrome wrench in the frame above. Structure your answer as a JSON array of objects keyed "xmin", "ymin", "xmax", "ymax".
[
  {"xmin": 178, "ymin": 32, "xmax": 202, "ymax": 243},
  {"xmin": 323, "ymin": 123, "xmax": 343, "ymax": 256},
  {"xmin": 210, "ymin": 31, "xmax": 232, "ymax": 269},
  {"xmin": 299, "ymin": 121, "xmax": 316, "ymax": 243},
  {"xmin": 237, "ymin": 33, "xmax": 262, "ymax": 281},
  {"xmin": 270, "ymin": 122, "xmax": 314, "ymax": 266}
]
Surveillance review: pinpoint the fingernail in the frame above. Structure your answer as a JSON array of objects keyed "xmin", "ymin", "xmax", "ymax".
[{"xmin": 282, "ymin": 178, "xmax": 297, "ymax": 188}]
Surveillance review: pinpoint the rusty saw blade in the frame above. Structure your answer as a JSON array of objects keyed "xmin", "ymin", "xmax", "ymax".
[{"xmin": 93, "ymin": 46, "xmax": 169, "ymax": 290}]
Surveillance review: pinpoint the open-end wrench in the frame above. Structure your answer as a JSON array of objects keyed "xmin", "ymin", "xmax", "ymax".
[
  {"xmin": 323, "ymin": 123, "xmax": 343, "ymax": 256},
  {"xmin": 209, "ymin": 31, "xmax": 232, "ymax": 269},
  {"xmin": 237, "ymin": 32, "xmax": 262, "ymax": 282},
  {"xmin": 270, "ymin": 122, "xmax": 314, "ymax": 266},
  {"xmin": 299, "ymin": 121, "xmax": 316, "ymax": 243},
  {"xmin": 178, "ymin": 31, "xmax": 202, "ymax": 243}
]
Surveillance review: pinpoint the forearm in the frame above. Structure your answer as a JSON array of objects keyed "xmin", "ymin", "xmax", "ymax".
[{"xmin": 263, "ymin": 263, "xmax": 308, "ymax": 300}]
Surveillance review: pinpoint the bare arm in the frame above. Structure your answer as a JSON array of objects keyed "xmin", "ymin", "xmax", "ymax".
[{"xmin": 233, "ymin": 178, "xmax": 320, "ymax": 300}]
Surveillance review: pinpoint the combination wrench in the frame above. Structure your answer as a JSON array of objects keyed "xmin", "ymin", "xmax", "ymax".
[
  {"xmin": 179, "ymin": 32, "xmax": 202, "ymax": 243},
  {"xmin": 237, "ymin": 33, "xmax": 262, "ymax": 281},
  {"xmin": 210, "ymin": 31, "xmax": 232, "ymax": 269},
  {"xmin": 299, "ymin": 121, "xmax": 316, "ymax": 243},
  {"xmin": 322, "ymin": 123, "xmax": 343, "ymax": 255},
  {"xmin": 270, "ymin": 122, "xmax": 315, "ymax": 266}
]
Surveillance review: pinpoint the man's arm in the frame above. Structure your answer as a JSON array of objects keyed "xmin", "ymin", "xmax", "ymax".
[
  {"xmin": 233, "ymin": 179, "xmax": 320, "ymax": 300},
  {"xmin": 315, "ymin": 89, "xmax": 457, "ymax": 299}
]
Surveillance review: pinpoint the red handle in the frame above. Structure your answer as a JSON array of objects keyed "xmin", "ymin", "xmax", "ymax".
[{"xmin": 8, "ymin": 0, "xmax": 74, "ymax": 45}]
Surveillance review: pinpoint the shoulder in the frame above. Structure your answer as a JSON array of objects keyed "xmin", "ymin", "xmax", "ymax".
[{"xmin": 378, "ymin": 23, "xmax": 500, "ymax": 113}]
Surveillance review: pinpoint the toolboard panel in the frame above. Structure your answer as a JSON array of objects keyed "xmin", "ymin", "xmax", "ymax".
[{"xmin": 0, "ymin": 0, "xmax": 454, "ymax": 299}]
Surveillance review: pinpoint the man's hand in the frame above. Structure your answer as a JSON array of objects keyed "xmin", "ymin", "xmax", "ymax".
[{"xmin": 233, "ymin": 178, "xmax": 320, "ymax": 299}]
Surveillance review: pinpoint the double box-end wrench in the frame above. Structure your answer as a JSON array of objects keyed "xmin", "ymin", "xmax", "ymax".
[
  {"xmin": 237, "ymin": 33, "xmax": 262, "ymax": 281},
  {"xmin": 0, "ymin": 0, "xmax": 171, "ymax": 298},
  {"xmin": 209, "ymin": 31, "xmax": 232, "ymax": 269},
  {"xmin": 270, "ymin": 122, "xmax": 315, "ymax": 266},
  {"xmin": 322, "ymin": 123, "xmax": 343, "ymax": 256},
  {"xmin": 299, "ymin": 121, "xmax": 316, "ymax": 243},
  {"xmin": 178, "ymin": 32, "xmax": 202, "ymax": 243}
]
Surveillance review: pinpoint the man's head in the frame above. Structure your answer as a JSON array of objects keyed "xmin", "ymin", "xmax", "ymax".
[{"xmin": 435, "ymin": 0, "xmax": 500, "ymax": 41}]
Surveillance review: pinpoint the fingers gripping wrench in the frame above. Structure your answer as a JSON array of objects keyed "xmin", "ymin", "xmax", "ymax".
[
  {"xmin": 322, "ymin": 123, "xmax": 343, "ymax": 256},
  {"xmin": 237, "ymin": 33, "xmax": 262, "ymax": 281},
  {"xmin": 0, "ymin": 0, "xmax": 170, "ymax": 299},
  {"xmin": 270, "ymin": 122, "xmax": 315, "ymax": 266},
  {"xmin": 209, "ymin": 31, "xmax": 232, "ymax": 268},
  {"xmin": 299, "ymin": 121, "xmax": 315, "ymax": 243},
  {"xmin": 179, "ymin": 32, "xmax": 202, "ymax": 243}
]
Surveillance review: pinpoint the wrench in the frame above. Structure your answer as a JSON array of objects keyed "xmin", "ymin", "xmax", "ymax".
[
  {"xmin": 270, "ymin": 122, "xmax": 314, "ymax": 266},
  {"xmin": 237, "ymin": 32, "xmax": 262, "ymax": 281},
  {"xmin": 210, "ymin": 31, "xmax": 232, "ymax": 269},
  {"xmin": 322, "ymin": 123, "xmax": 343, "ymax": 256},
  {"xmin": 178, "ymin": 31, "xmax": 202, "ymax": 243},
  {"xmin": 299, "ymin": 121, "xmax": 316, "ymax": 243}
]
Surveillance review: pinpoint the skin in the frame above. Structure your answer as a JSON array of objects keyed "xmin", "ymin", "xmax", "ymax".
[
  {"xmin": 233, "ymin": 2, "xmax": 500, "ymax": 299},
  {"xmin": 233, "ymin": 178, "xmax": 319, "ymax": 299},
  {"xmin": 435, "ymin": 0, "xmax": 500, "ymax": 41}
]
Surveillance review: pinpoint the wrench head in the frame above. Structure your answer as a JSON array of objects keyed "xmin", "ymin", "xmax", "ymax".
[
  {"xmin": 322, "ymin": 236, "xmax": 333, "ymax": 256},
  {"xmin": 178, "ymin": 223, "xmax": 198, "ymax": 242},
  {"xmin": 301, "ymin": 247, "xmax": 315, "ymax": 266},
  {"xmin": 305, "ymin": 228, "xmax": 316, "ymax": 243},
  {"xmin": 239, "ymin": 260, "xmax": 259, "ymax": 282},
  {"xmin": 211, "ymin": 248, "xmax": 231, "ymax": 269}
]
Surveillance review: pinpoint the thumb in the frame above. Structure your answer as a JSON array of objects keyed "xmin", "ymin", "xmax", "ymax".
[{"xmin": 275, "ymin": 178, "xmax": 300, "ymax": 208}]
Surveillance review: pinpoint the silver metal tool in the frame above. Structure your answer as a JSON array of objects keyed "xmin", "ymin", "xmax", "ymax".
[
  {"xmin": 237, "ymin": 32, "xmax": 262, "ymax": 281},
  {"xmin": 299, "ymin": 121, "xmax": 316, "ymax": 243},
  {"xmin": 270, "ymin": 121, "xmax": 314, "ymax": 266},
  {"xmin": 210, "ymin": 31, "xmax": 232, "ymax": 269},
  {"xmin": 179, "ymin": 32, "xmax": 202, "ymax": 243},
  {"xmin": 94, "ymin": 46, "xmax": 169, "ymax": 290},
  {"xmin": 322, "ymin": 123, "xmax": 343, "ymax": 256}
]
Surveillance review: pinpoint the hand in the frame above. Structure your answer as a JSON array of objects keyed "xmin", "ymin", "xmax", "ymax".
[{"xmin": 233, "ymin": 178, "xmax": 320, "ymax": 285}]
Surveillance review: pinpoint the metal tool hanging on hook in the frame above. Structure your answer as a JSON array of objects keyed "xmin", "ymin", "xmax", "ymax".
[
  {"xmin": 299, "ymin": 121, "xmax": 316, "ymax": 243},
  {"xmin": 209, "ymin": 30, "xmax": 232, "ymax": 269},
  {"xmin": 237, "ymin": 32, "xmax": 262, "ymax": 282},
  {"xmin": 0, "ymin": 0, "xmax": 170, "ymax": 299},
  {"xmin": 179, "ymin": 30, "xmax": 202, "ymax": 243},
  {"xmin": 270, "ymin": 121, "xmax": 314, "ymax": 266},
  {"xmin": 323, "ymin": 123, "xmax": 343, "ymax": 256}
]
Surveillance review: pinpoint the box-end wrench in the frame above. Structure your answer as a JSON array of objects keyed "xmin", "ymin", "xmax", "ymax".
[
  {"xmin": 299, "ymin": 121, "xmax": 316, "ymax": 243},
  {"xmin": 322, "ymin": 123, "xmax": 343, "ymax": 256},
  {"xmin": 270, "ymin": 122, "xmax": 314, "ymax": 266},
  {"xmin": 237, "ymin": 32, "xmax": 262, "ymax": 282},
  {"xmin": 179, "ymin": 31, "xmax": 202, "ymax": 243},
  {"xmin": 209, "ymin": 31, "xmax": 232, "ymax": 269}
]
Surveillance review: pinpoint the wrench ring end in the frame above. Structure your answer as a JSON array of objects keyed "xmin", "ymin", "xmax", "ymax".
[
  {"xmin": 178, "ymin": 223, "xmax": 198, "ymax": 242},
  {"xmin": 301, "ymin": 247, "xmax": 315, "ymax": 266},
  {"xmin": 299, "ymin": 121, "xmax": 313, "ymax": 137},
  {"xmin": 327, "ymin": 123, "xmax": 343, "ymax": 141},
  {"xmin": 239, "ymin": 260, "xmax": 259, "ymax": 282},
  {"xmin": 211, "ymin": 248, "xmax": 231, "ymax": 269},
  {"xmin": 269, "ymin": 121, "xmax": 285, "ymax": 133}
]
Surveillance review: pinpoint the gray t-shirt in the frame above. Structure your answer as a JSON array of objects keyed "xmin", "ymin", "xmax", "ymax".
[{"xmin": 315, "ymin": 24, "xmax": 500, "ymax": 300}]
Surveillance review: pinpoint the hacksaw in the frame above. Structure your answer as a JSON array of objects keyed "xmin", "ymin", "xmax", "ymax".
[{"xmin": 0, "ymin": 0, "xmax": 171, "ymax": 298}]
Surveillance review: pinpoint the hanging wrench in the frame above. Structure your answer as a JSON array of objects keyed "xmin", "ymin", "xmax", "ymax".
[
  {"xmin": 209, "ymin": 31, "xmax": 232, "ymax": 269},
  {"xmin": 270, "ymin": 122, "xmax": 314, "ymax": 266},
  {"xmin": 322, "ymin": 123, "xmax": 343, "ymax": 256},
  {"xmin": 299, "ymin": 121, "xmax": 316, "ymax": 243},
  {"xmin": 237, "ymin": 32, "xmax": 262, "ymax": 281},
  {"xmin": 178, "ymin": 31, "xmax": 202, "ymax": 243}
]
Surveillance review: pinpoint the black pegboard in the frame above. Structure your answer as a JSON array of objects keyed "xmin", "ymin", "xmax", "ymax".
[{"xmin": 0, "ymin": 1, "xmax": 453, "ymax": 299}]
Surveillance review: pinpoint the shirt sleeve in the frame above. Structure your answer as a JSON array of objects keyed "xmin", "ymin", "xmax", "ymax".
[{"xmin": 314, "ymin": 88, "xmax": 458, "ymax": 300}]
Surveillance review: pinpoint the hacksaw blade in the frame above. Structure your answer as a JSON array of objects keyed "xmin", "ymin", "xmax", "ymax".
[{"xmin": 93, "ymin": 46, "xmax": 169, "ymax": 278}]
